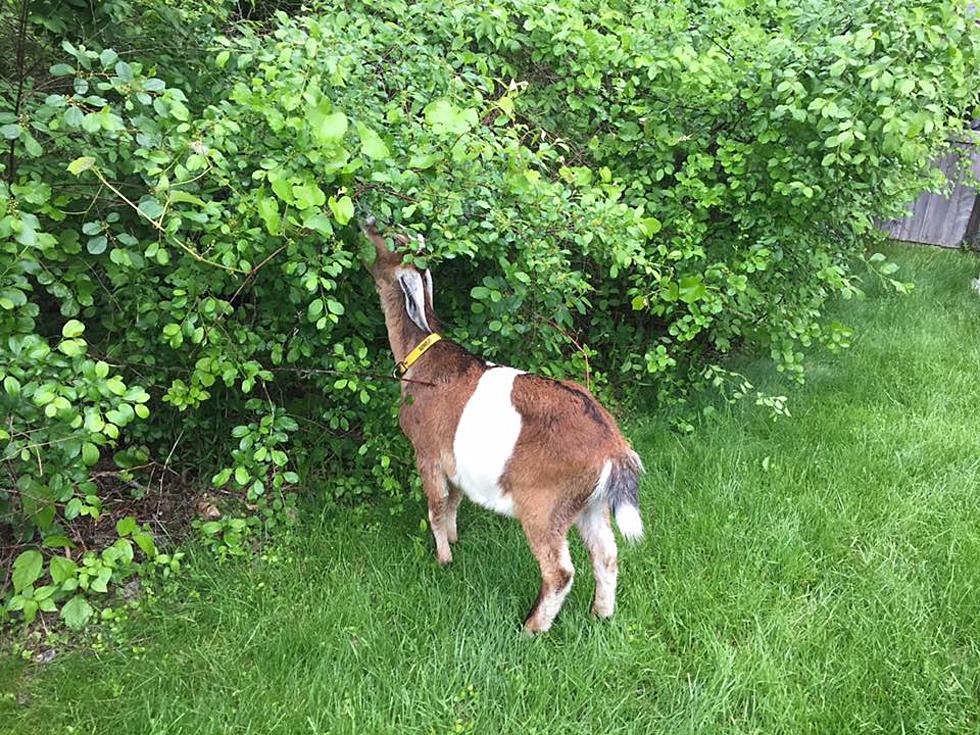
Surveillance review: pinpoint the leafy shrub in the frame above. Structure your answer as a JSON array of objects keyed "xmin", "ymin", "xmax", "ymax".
[{"xmin": 2, "ymin": 0, "xmax": 978, "ymax": 626}]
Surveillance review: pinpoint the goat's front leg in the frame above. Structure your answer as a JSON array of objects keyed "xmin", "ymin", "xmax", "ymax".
[{"xmin": 418, "ymin": 462, "xmax": 452, "ymax": 565}]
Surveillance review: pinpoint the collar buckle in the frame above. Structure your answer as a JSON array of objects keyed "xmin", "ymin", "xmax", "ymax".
[{"xmin": 394, "ymin": 333, "xmax": 442, "ymax": 380}]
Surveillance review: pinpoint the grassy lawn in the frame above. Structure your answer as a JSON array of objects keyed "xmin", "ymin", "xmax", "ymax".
[{"xmin": 2, "ymin": 244, "xmax": 980, "ymax": 734}]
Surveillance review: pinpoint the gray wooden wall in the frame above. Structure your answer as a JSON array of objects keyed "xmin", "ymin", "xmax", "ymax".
[{"xmin": 879, "ymin": 142, "xmax": 980, "ymax": 249}]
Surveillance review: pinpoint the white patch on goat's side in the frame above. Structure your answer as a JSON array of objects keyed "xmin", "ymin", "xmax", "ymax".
[
  {"xmin": 451, "ymin": 367, "xmax": 523, "ymax": 517},
  {"xmin": 396, "ymin": 267, "xmax": 430, "ymax": 333}
]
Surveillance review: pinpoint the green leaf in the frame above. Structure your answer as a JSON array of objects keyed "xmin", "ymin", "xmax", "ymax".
[
  {"xmin": 133, "ymin": 531, "xmax": 157, "ymax": 558},
  {"xmin": 257, "ymin": 194, "xmax": 282, "ymax": 235},
  {"xmin": 42, "ymin": 535, "xmax": 75, "ymax": 550},
  {"xmin": 49, "ymin": 556, "xmax": 78, "ymax": 584},
  {"xmin": 87, "ymin": 235, "xmax": 108, "ymax": 255},
  {"xmin": 67, "ymin": 156, "xmax": 96, "ymax": 175},
  {"xmin": 115, "ymin": 61, "xmax": 134, "ymax": 82},
  {"xmin": 115, "ymin": 516, "xmax": 137, "ymax": 537},
  {"xmin": 64, "ymin": 106, "xmax": 84, "ymax": 127},
  {"xmin": 90, "ymin": 568, "xmax": 111, "ymax": 593},
  {"xmin": 292, "ymin": 183, "xmax": 325, "ymax": 210},
  {"xmin": 58, "ymin": 338, "xmax": 87, "ymax": 357},
  {"xmin": 168, "ymin": 100, "xmax": 189, "ymax": 121},
  {"xmin": 424, "ymin": 98, "xmax": 474, "ymax": 136},
  {"xmin": 357, "ymin": 123, "xmax": 390, "ymax": 160},
  {"xmin": 113, "ymin": 538, "xmax": 134, "ymax": 565},
  {"xmin": 12, "ymin": 550, "xmax": 43, "ymax": 593},
  {"xmin": 408, "ymin": 152, "xmax": 441, "ymax": 170},
  {"xmin": 639, "ymin": 217, "xmax": 662, "ymax": 238},
  {"xmin": 84, "ymin": 410, "xmax": 105, "ymax": 433},
  {"xmin": 61, "ymin": 596, "xmax": 94, "ymax": 631},
  {"xmin": 678, "ymin": 276, "xmax": 707, "ymax": 304},
  {"xmin": 138, "ymin": 198, "xmax": 165, "ymax": 220},
  {"xmin": 328, "ymin": 195, "xmax": 354, "ymax": 225},
  {"xmin": 169, "ymin": 190, "xmax": 205, "ymax": 206},
  {"xmin": 0, "ymin": 124, "xmax": 21, "ymax": 140},
  {"xmin": 23, "ymin": 133, "xmax": 42, "ymax": 157},
  {"xmin": 33, "ymin": 386, "xmax": 56, "ymax": 405},
  {"xmin": 20, "ymin": 598, "xmax": 39, "ymax": 623},
  {"xmin": 309, "ymin": 100, "xmax": 348, "ymax": 144},
  {"xmin": 82, "ymin": 442, "xmax": 99, "ymax": 466},
  {"xmin": 62, "ymin": 319, "xmax": 85, "ymax": 338}
]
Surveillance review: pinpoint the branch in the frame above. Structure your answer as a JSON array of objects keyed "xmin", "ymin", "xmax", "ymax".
[
  {"xmin": 229, "ymin": 244, "xmax": 287, "ymax": 305},
  {"xmin": 6, "ymin": 0, "xmax": 30, "ymax": 184},
  {"xmin": 90, "ymin": 167, "xmax": 248, "ymax": 275}
]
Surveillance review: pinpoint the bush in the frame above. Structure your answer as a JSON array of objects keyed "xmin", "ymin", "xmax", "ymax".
[{"xmin": 2, "ymin": 0, "xmax": 978, "ymax": 626}]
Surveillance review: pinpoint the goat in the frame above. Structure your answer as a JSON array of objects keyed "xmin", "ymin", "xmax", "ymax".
[{"xmin": 363, "ymin": 218, "xmax": 644, "ymax": 634}]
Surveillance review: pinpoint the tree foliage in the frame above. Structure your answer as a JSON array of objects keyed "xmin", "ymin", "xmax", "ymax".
[{"xmin": 2, "ymin": 0, "xmax": 978, "ymax": 624}]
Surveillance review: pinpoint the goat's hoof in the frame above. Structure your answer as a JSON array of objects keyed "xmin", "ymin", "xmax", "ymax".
[
  {"xmin": 591, "ymin": 605, "xmax": 615, "ymax": 620},
  {"xmin": 436, "ymin": 552, "xmax": 453, "ymax": 566},
  {"xmin": 522, "ymin": 620, "xmax": 549, "ymax": 637}
]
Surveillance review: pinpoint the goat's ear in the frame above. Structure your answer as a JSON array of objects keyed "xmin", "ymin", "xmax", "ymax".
[
  {"xmin": 423, "ymin": 268, "xmax": 433, "ymax": 308},
  {"xmin": 396, "ymin": 269, "xmax": 432, "ymax": 333}
]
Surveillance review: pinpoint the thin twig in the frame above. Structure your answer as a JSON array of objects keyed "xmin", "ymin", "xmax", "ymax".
[
  {"xmin": 6, "ymin": 0, "xmax": 30, "ymax": 183},
  {"xmin": 537, "ymin": 316, "xmax": 592, "ymax": 391},
  {"xmin": 271, "ymin": 365, "xmax": 436, "ymax": 388},
  {"xmin": 352, "ymin": 183, "xmax": 417, "ymax": 204},
  {"xmin": 229, "ymin": 244, "xmax": 287, "ymax": 304},
  {"xmin": 89, "ymin": 167, "xmax": 248, "ymax": 275}
]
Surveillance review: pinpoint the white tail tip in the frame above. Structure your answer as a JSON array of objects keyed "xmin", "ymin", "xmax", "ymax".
[{"xmin": 615, "ymin": 504, "xmax": 644, "ymax": 543}]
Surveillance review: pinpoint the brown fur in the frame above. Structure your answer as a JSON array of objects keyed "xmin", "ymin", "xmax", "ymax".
[{"xmin": 363, "ymin": 220, "xmax": 641, "ymax": 634}]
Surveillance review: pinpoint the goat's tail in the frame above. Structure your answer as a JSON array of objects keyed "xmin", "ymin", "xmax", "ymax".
[{"xmin": 598, "ymin": 449, "xmax": 644, "ymax": 543}]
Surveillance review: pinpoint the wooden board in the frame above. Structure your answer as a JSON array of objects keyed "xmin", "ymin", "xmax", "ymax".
[{"xmin": 879, "ymin": 142, "xmax": 980, "ymax": 248}]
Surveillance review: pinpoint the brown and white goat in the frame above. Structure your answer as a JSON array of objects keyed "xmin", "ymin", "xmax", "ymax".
[{"xmin": 363, "ymin": 218, "xmax": 644, "ymax": 634}]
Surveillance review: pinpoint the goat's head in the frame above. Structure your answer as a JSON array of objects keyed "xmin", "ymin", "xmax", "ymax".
[{"xmin": 360, "ymin": 216, "xmax": 436, "ymax": 335}]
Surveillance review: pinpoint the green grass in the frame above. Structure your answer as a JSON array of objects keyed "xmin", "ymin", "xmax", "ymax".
[{"xmin": 3, "ymin": 244, "xmax": 980, "ymax": 734}]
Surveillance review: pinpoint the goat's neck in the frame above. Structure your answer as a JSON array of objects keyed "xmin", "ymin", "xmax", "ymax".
[{"xmin": 377, "ymin": 283, "xmax": 432, "ymax": 363}]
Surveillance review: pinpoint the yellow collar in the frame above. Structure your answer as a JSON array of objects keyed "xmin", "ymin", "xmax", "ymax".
[{"xmin": 394, "ymin": 333, "xmax": 442, "ymax": 377}]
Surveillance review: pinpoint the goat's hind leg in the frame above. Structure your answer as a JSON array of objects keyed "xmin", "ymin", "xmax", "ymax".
[
  {"xmin": 522, "ymin": 518, "xmax": 575, "ymax": 635},
  {"xmin": 576, "ymin": 503, "xmax": 618, "ymax": 619}
]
